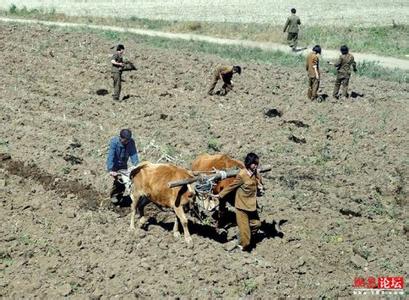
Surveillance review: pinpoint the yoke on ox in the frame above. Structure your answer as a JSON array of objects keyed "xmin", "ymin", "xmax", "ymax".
[
  {"xmin": 129, "ymin": 161, "xmax": 195, "ymax": 245},
  {"xmin": 168, "ymin": 165, "xmax": 272, "ymax": 227},
  {"xmin": 190, "ymin": 153, "xmax": 266, "ymax": 228}
]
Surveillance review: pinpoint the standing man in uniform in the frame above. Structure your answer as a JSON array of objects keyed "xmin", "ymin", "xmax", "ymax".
[
  {"xmin": 111, "ymin": 44, "xmax": 125, "ymax": 101},
  {"xmin": 306, "ymin": 45, "xmax": 321, "ymax": 101},
  {"xmin": 215, "ymin": 153, "xmax": 263, "ymax": 251},
  {"xmin": 106, "ymin": 129, "xmax": 139, "ymax": 204},
  {"xmin": 330, "ymin": 45, "xmax": 357, "ymax": 99},
  {"xmin": 207, "ymin": 65, "xmax": 241, "ymax": 96},
  {"xmin": 283, "ymin": 8, "xmax": 301, "ymax": 52}
]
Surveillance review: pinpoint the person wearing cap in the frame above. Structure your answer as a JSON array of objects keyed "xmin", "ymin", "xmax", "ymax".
[
  {"xmin": 306, "ymin": 45, "xmax": 321, "ymax": 100},
  {"xmin": 214, "ymin": 153, "xmax": 263, "ymax": 251},
  {"xmin": 283, "ymin": 8, "xmax": 301, "ymax": 51},
  {"xmin": 207, "ymin": 65, "xmax": 242, "ymax": 96},
  {"xmin": 106, "ymin": 129, "xmax": 139, "ymax": 203},
  {"xmin": 329, "ymin": 45, "xmax": 357, "ymax": 99},
  {"xmin": 111, "ymin": 44, "xmax": 125, "ymax": 101}
]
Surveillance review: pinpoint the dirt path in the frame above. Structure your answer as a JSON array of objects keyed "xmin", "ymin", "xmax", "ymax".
[{"xmin": 1, "ymin": 16, "xmax": 408, "ymax": 70}]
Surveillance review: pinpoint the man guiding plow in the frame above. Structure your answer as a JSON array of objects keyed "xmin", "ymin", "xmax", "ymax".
[{"xmin": 106, "ymin": 129, "xmax": 139, "ymax": 204}]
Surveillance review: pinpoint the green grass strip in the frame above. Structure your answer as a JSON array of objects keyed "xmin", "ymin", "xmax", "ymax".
[
  {"xmin": 2, "ymin": 5, "xmax": 408, "ymax": 59},
  {"xmin": 1, "ymin": 13, "xmax": 407, "ymax": 83}
]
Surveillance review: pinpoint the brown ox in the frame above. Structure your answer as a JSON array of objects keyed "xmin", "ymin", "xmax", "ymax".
[
  {"xmin": 191, "ymin": 154, "xmax": 264, "ymax": 227},
  {"xmin": 129, "ymin": 161, "xmax": 195, "ymax": 245}
]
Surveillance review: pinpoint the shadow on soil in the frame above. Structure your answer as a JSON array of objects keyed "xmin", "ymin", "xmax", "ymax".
[{"xmin": 137, "ymin": 207, "xmax": 286, "ymax": 246}]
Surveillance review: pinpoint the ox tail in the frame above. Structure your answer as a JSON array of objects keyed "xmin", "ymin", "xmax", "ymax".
[
  {"xmin": 129, "ymin": 161, "xmax": 151, "ymax": 179},
  {"xmin": 174, "ymin": 184, "xmax": 195, "ymax": 208},
  {"xmin": 187, "ymin": 184, "xmax": 195, "ymax": 199}
]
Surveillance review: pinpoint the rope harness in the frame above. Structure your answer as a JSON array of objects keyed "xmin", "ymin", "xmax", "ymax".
[
  {"xmin": 194, "ymin": 177, "xmax": 215, "ymax": 195},
  {"xmin": 116, "ymin": 168, "xmax": 135, "ymax": 196},
  {"xmin": 190, "ymin": 176, "xmax": 220, "ymax": 226}
]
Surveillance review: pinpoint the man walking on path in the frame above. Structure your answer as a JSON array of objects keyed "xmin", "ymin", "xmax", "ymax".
[
  {"xmin": 306, "ymin": 45, "xmax": 321, "ymax": 101},
  {"xmin": 283, "ymin": 8, "xmax": 301, "ymax": 51},
  {"xmin": 329, "ymin": 45, "xmax": 357, "ymax": 99}
]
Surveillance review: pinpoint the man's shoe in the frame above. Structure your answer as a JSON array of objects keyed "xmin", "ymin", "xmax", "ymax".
[
  {"xmin": 230, "ymin": 244, "xmax": 244, "ymax": 253},
  {"xmin": 316, "ymin": 95, "xmax": 325, "ymax": 102},
  {"xmin": 110, "ymin": 194, "xmax": 121, "ymax": 204},
  {"xmin": 112, "ymin": 97, "xmax": 120, "ymax": 101},
  {"xmin": 258, "ymin": 229, "xmax": 266, "ymax": 236}
]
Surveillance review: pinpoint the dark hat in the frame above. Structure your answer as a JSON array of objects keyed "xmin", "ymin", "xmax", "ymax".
[
  {"xmin": 312, "ymin": 45, "xmax": 322, "ymax": 54},
  {"xmin": 340, "ymin": 45, "xmax": 349, "ymax": 54},
  {"xmin": 244, "ymin": 152, "xmax": 259, "ymax": 168},
  {"xmin": 119, "ymin": 129, "xmax": 132, "ymax": 140},
  {"xmin": 233, "ymin": 65, "xmax": 242, "ymax": 74}
]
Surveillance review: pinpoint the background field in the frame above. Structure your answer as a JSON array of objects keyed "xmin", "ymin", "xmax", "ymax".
[
  {"xmin": 1, "ymin": 0, "xmax": 408, "ymax": 298},
  {"xmin": 1, "ymin": 0, "xmax": 409, "ymax": 26},
  {"xmin": 2, "ymin": 1, "xmax": 409, "ymax": 60},
  {"xmin": 0, "ymin": 22, "xmax": 408, "ymax": 298}
]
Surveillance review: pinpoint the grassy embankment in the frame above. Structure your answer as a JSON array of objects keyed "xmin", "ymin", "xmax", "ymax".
[
  {"xmin": 3, "ymin": 4, "xmax": 409, "ymax": 58},
  {"xmin": 2, "ymin": 5, "xmax": 408, "ymax": 83}
]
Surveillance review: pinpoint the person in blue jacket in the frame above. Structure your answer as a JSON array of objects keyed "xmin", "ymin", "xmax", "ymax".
[{"xmin": 106, "ymin": 128, "xmax": 139, "ymax": 204}]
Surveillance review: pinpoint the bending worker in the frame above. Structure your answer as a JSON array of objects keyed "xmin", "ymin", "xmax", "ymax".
[{"xmin": 207, "ymin": 65, "xmax": 241, "ymax": 96}]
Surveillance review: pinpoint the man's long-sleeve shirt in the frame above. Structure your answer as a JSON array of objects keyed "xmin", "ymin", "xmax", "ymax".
[
  {"xmin": 106, "ymin": 136, "xmax": 139, "ymax": 171},
  {"xmin": 283, "ymin": 14, "xmax": 301, "ymax": 33},
  {"xmin": 219, "ymin": 169, "xmax": 259, "ymax": 212},
  {"xmin": 334, "ymin": 53, "xmax": 357, "ymax": 77}
]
